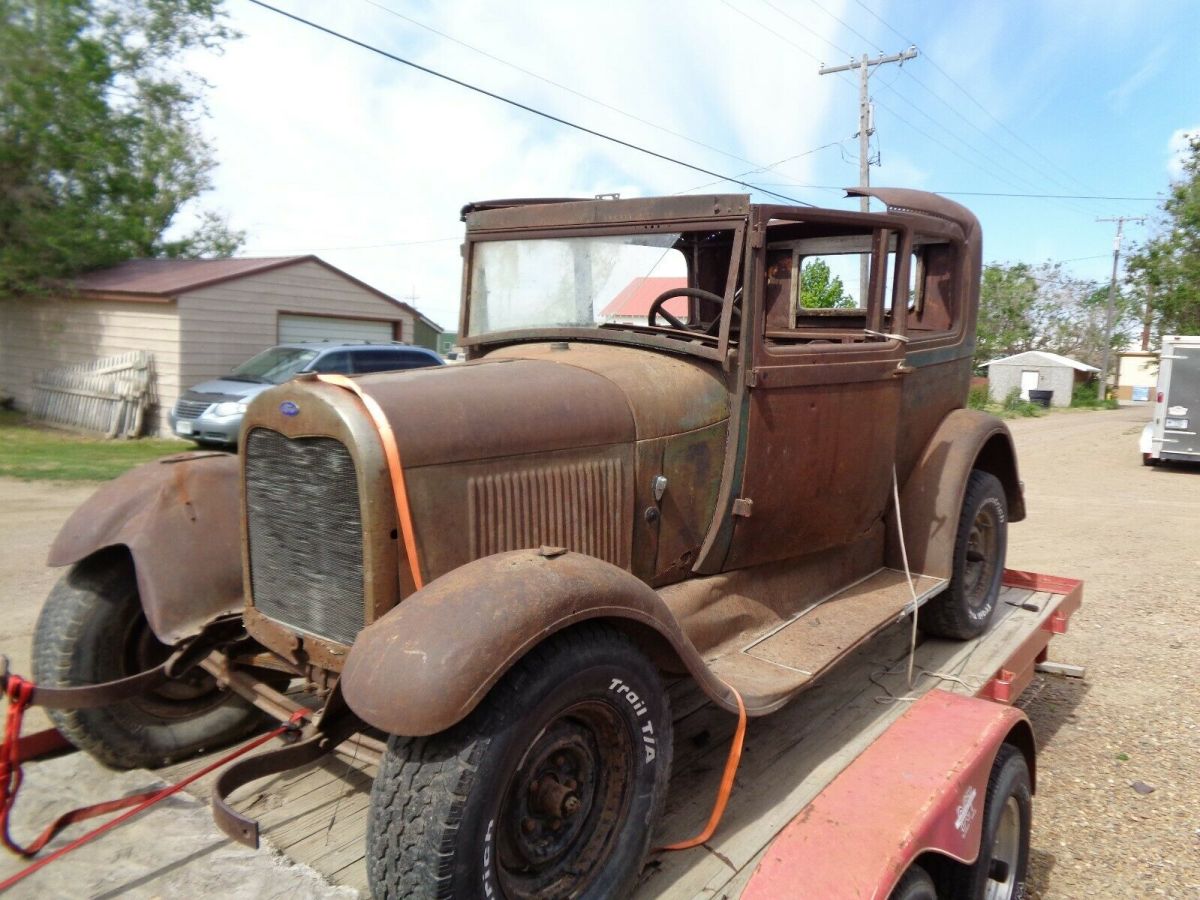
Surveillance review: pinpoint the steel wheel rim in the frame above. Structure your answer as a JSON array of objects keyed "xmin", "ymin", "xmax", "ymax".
[
  {"xmin": 122, "ymin": 613, "xmax": 226, "ymax": 719},
  {"xmin": 984, "ymin": 796, "xmax": 1021, "ymax": 900},
  {"xmin": 496, "ymin": 699, "xmax": 634, "ymax": 898},
  {"xmin": 963, "ymin": 503, "xmax": 999, "ymax": 609}
]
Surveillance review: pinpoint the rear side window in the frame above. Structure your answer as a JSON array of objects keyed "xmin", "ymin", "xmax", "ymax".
[{"xmin": 351, "ymin": 349, "xmax": 438, "ymax": 374}]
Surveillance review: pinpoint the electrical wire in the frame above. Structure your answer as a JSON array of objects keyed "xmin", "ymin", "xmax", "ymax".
[{"xmin": 246, "ymin": 0, "xmax": 814, "ymax": 206}]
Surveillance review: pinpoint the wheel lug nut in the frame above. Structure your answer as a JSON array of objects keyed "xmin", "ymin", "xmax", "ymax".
[
  {"xmin": 563, "ymin": 778, "xmax": 577, "ymax": 791},
  {"xmin": 563, "ymin": 795, "xmax": 581, "ymax": 815},
  {"xmin": 555, "ymin": 755, "xmax": 566, "ymax": 767},
  {"xmin": 550, "ymin": 818, "xmax": 562, "ymax": 830},
  {"xmin": 522, "ymin": 818, "xmax": 537, "ymax": 834}
]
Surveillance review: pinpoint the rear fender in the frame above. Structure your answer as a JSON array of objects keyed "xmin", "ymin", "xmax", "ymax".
[
  {"xmin": 47, "ymin": 452, "xmax": 242, "ymax": 646},
  {"xmin": 743, "ymin": 690, "xmax": 1035, "ymax": 899},
  {"xmin": 886, "ymin": 410, "xmax": 1024, "ymax": 579},
  {"xmin": 340, "ymin": 549, "xmax": 735, "ymax": 736}
]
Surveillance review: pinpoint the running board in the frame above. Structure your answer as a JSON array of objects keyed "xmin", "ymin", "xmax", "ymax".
[{"xmin": 707, "ymin": 568, "xmax": 946, "ymax": 712}]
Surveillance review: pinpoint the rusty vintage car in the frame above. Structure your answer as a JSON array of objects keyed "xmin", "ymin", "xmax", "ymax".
[{"xmin": 33, "ymin": 189, "xmax": 1022, "ymax": 898}]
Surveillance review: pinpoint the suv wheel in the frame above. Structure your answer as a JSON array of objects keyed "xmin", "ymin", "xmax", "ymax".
[
  {"xmin": 367, "ymin": 623, "xmax": 673, "ymax": 900},
  {"xmin": 920, "ymin": 469, "xmax": 1008, "ymax": 640}
]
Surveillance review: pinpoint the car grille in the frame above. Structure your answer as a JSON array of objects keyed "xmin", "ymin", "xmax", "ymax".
[
  {"xmin": 174, "ymin": 398, "xmax": 214, "ymax": 419},
  {"xmin": 244, "ymin": 428, "xmax": 365, "ymax": 645}
]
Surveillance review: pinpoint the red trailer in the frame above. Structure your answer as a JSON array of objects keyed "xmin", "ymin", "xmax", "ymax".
[{"xmin": 634, "ymin": 569, "xmax": 1081, "ymax": 900}]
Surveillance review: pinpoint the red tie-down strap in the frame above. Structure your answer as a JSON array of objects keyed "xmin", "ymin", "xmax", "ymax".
[{"xmin": 0, "ymin": 675, "xmax": 306, "ymax": 893}]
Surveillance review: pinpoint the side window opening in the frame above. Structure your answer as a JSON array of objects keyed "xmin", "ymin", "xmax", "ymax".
[{"xmin": 312, "ymin": 351, "xmax": 351, "ymax": 374}]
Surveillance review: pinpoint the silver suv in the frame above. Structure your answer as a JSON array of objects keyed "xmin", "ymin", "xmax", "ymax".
[{"xmin": 169, "ymin": 342, "xmax": 444, "ymax": 446}]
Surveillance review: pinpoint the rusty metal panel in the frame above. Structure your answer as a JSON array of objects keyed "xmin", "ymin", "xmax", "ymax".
[
  {"xmin": 742, "ymin": 690, "xmax": 1027, "ymax": 899},
  {"xmin": 468, "ymin": 458, "xmax": 629, "ymax": 568},
  {"xmin": 653, "ymin": 421, "xmax": 727, "ymax": 583}
]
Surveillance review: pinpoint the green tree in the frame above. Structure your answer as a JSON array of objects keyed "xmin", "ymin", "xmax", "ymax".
[
  {"xmin": 799, "ymin": 258, "xmax": 853, "ymax": 308},
  {"xmin": 0, "ymin": 0, "xmax": 242, "ymax": 297},
  {"xmin": 1127, "ymin": 133, "xmax": 1200, "ymax": 341},
  {"xmin": 975, "ymin": 262, "xmax": 1039, "ymax": 363}
]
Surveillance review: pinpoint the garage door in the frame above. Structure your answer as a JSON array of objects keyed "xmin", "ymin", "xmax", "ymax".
[{"xmin": 278, "ymin": 314, "xmax": 394, "ymax": 344}]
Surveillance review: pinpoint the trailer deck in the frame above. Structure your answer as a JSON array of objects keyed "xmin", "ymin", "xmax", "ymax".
[{"xmin": 161, "ymin": 572, "xmax": 1080, "ymax": 898}]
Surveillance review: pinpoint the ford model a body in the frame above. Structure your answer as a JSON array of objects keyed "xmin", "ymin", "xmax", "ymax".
[{"xmin": 32, "ymin": 189, "xmax": 1022, "ymax": 898}]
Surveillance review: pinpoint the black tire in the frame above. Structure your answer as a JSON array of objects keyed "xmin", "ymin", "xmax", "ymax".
[
  {"xmin": 889, "ymin": 863, "xmax": 938, "ymax": 900},
  {"xmin": 367, "ymin": 623, "xmax": 673, "ymax": 900},
  {"xmin": 950, "ymin": 744, "xmax": 1031, "ymax": 900},
  {"xmin": 31, "ymin": 549, "xmax": 273, "ymax": 770},
  {"xmin": 1142, "ymin": 452, "xmax": 1158, "ymax": 467},
  {"xmin": 920, "ymin": 470, "xmax": 1008, "ymax": 640}
]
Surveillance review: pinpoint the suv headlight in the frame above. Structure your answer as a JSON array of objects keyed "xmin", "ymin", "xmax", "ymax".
[{"xmin": 213, "ymin": 401, "xmax": 249, "ymax": 417}]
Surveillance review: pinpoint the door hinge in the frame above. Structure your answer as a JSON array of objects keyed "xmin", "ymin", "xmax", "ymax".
[{"xmin": 731, "ymin": 498, "xmax": 753, "ymax": 517}]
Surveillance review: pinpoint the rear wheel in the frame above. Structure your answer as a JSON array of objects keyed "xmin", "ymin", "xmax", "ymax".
[
  {"xmin": 920, "ymin": 470, "xmax": 1008, "ymax": 640},
  {"xmin": 32, "ymin": 549, "xmax": 273, "ymax": 769},
  {"xmin": 950, "ymin": 744, "xmax": 1032, "ymax": 900},
  {"xmin": 367, "ymin": 623, "xmax": 673, "ymax": 900}
]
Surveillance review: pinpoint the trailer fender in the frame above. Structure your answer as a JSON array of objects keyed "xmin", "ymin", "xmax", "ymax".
[
  {"xmin": 886, "ymin": 409, "xmax": 1025, "ymax": 579},
  {"xmin": 743, "ymin": 690, "xmax": 1035, "ymax": 900},
  {"xmin": 1139, "ymin": 421, "xmax": 1156, "ymax": 455},
  {"xmin": 46, "ymin": 452, "xmax": 243, "ymax": 646},
  {"xmin": 340, "ymin": 549, "xmax": 735, "ymax": 736}
]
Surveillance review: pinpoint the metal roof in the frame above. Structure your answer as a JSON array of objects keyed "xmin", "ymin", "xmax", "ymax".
[{"xmin": 72, "ymin": 256, "xmax": 315, "ymax": 296}]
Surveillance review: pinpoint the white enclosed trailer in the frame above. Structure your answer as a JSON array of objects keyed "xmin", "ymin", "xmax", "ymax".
[{"xmin": 1140, "ymin": 335, "xmax": 1200, "ymax": 465}]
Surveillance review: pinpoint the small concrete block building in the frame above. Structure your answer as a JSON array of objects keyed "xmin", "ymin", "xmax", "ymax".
[
  {"xmin": 983, "ymin": 350, "xmax": 1099, "ymax": 408},
  {"xmin": 0, "ymin": 256, "xmax": 442, "ymax": 435}
]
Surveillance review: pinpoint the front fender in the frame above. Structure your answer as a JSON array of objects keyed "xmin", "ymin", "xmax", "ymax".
[
  {"xmin": 340, "ymin": 549, "xmax": 735, "ymax": 736},
  {"xmin": 886, "ymin": 410, "xmax": 1024, "ymax": 579},
  {"xmin": 47, "ymin": 452, "xmax": 242, "ymax": 645}
]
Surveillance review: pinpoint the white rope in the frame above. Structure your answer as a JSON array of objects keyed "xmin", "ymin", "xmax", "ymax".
[{"xmin": 892, "ymin": 464, "xmax": 920, "ymax": 687}]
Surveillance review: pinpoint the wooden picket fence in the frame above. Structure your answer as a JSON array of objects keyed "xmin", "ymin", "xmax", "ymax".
[{"xmin": 30, "ymin": 351, "xmax": 153, "ymax": 438}]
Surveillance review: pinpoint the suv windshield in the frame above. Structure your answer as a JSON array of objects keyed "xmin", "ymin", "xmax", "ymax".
[
  {"xmin": 467, "ymin": 230, "xmax": 736, "ymax": 339},
  {"xmin": 231, "ymin": 347, "xmax": 319, "ymax": 384}
]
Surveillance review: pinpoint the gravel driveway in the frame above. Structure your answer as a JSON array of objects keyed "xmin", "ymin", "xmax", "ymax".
[{"xmin": 1, "ymin": 404, "xmax": 1196, "ymax": 897}]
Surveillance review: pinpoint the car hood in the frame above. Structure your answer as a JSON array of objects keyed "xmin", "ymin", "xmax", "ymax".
[
  {"xmin": 183, "ymin": 378, "xmax": 275, "ymax": 401},
  {"xmin": 350, "ymin": 342, "xmax": 730, "ymax": 467}
]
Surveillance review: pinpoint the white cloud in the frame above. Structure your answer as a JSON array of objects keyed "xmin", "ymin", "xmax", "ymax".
[
  {"xmin": 1167, "ymin": 126, "xmax": 1199, "ymax": 179},
  {"xmin": 1107, "ymin": 44, "xmax": 1169, "ymax": 112},
  {"xmin": 177, "ymin": 0, "xmax": 850, "ymax": 331}
]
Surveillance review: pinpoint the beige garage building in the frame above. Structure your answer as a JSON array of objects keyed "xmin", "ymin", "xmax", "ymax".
[{"xmin": 0, "ymin": 256, "xmax": 435, "ymax": 435}]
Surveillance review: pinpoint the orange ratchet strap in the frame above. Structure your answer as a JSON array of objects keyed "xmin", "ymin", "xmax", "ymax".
[
  {"xmin": 315, "ymin": 374, "xmax": 424, "ymax": 590},
  {"xmin": 659, "ymin": 683, "xmax": 747, "ymax": 851}
]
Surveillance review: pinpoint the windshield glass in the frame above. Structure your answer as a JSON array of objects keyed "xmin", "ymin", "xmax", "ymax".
[
  {"xmin": 231, "ymin": 347, "xmax": 319, "ymax": 384},
  {"xmin": 468, "ymin": 231, "xmax": 732, "ymax": 337}
]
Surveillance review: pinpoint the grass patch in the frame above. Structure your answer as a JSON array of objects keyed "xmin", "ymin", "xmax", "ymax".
[{"xmin": 0, "ymin": 409, "xmax": 188, "ymax": 481}]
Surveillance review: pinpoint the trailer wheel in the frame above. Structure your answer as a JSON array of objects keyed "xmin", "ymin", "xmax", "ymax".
[
  {"xmin": 367, "ymin": 623, "xmax": 673, "ymax": 900},
  {"xmin": 889, "ymin": 864, "xmax": 938, "ymax": 900},
  {"xmin": 1142, "ymin": 452, "xmax": 1158, "ymax": 467},
  {"xmin": 920, "ymin": 469, "xmax": 1007, "ymax": 640},
  {"xmin": 32, "ymin": 549, "xmax": 273, "ymax": 770},
  {"xmin": 952, "ymin": 744, "xmax": 1031, "ymax": 900}
]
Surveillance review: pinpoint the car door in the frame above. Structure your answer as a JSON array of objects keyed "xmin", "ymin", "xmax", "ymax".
[{"xmin": 723, "ymin": 220, "xmax": 911, "ymax": 571}]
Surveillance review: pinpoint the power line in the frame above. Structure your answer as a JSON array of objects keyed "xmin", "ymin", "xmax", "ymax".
[
  {"xmin": 247, "ymin": 0, "xmax": 814, "ymax": 206},
  {"xmin": 748, "ymin": 185, "xmax": 1161, "ymax": 201},
  {"xmin": 849, "ymin": 0, "xmax": 1099, "ymax": 196},
  {"xmin": 359, "ymin": 0, "xmax": 817, "ymax": 183}
]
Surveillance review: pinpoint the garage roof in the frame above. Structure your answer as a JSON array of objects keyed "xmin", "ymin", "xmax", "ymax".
[{"xmin": 982, "ymin": 350, "xmax": 1100, "ymax": 372}]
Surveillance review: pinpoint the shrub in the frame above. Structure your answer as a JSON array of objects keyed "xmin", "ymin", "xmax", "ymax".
[
  {"xmin": 1002, "ymin": 388, "xmax": 1042, "ymax": 417},
  {"xmin": 967, "ymin": 385, "xmax": 990, "ymax": 410}
]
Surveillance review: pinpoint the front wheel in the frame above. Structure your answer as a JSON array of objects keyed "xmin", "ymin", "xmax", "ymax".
[
  {"xmin": 32, "ymin": 549, "xmax": 273, "ymax": 769},
  {"xmin": 367, "ymin": 623, "xmax": 673, "ymax": 900},
  {"xmin": 920, "ymin": 469, "xmax": 1008, "ymax": 640}
]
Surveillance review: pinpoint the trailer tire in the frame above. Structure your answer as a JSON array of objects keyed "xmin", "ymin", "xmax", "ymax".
[
  {"xmin": 951, "ymin": 744, "xmax": 1031, "ymax": 900},
  {"xmin": 920, "ymin": 469, "xmax": 1007, "ymax": 640},
  {"xmin": 889, "ymin": 864, "xmax": 938, "ymax": 900},
  {"xmin": 31, "ymin": 548, "xmax": 272, "ymax": 770},
  {"xmin": 1142, "ymin": 452, "xmax": 1158, "ymax": 467},
  {"xmin": 366, "ymin": 622, "xmax": 673, "ymax": 900}
]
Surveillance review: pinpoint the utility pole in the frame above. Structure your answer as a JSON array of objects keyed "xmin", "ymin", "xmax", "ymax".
[
  {"xmin": 819, "ymin": 47, "xmax": 917, "ymax": 301},
  {"xmin": 1096, "ymin": 216, "xmax": 1145, "ymax": 400}
]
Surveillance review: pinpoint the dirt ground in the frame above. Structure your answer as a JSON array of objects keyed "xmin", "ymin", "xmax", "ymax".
[{"xmin": 0, "ymin": 403, "xmax": 1197, "ymax": 897}]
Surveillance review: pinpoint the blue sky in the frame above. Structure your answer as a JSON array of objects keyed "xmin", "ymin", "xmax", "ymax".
[{"xmin": 182, "ymin": 0, "xmax": 1200, "ymax": 332}]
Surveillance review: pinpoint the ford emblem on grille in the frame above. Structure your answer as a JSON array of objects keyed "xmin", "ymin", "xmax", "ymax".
[{"xmin": 280, "ymin": 401, "xmax": 300, "ymax": 416}]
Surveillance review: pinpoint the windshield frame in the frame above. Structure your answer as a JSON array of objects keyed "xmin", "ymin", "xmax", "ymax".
[{"xmin": 459, "ymin": 219, "xmax": 747, "ymax": 364}]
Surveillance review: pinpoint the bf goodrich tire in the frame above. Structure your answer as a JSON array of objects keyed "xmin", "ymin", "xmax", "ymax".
[
  {"xmin": 31, "ymin": 549, "xmax": 271, "ymax": 770},
  {"xmin": 950, "ymin": 744, "xmax": 1032, "ymax": 900},
  {"xmin": 367, "ymin": 623, "xmax": 673, "ymax": 900},
  {"xmin": 920, "ymin": 469, "xmax": 1008, "ymax": 640}
]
